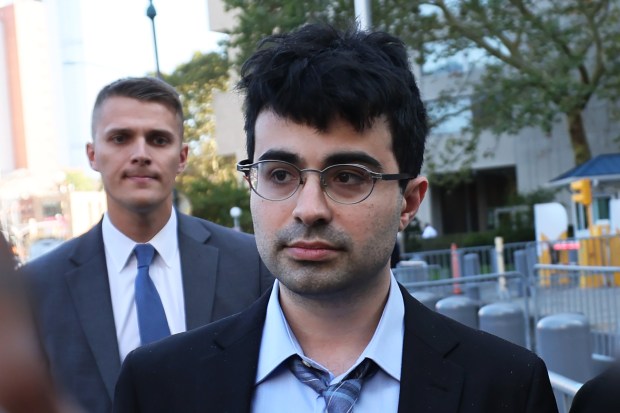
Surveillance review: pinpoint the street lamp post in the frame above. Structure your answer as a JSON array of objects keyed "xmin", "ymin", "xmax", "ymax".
[
  {"xmin": 354, "ymin": 0, "xmax": 372, "ymax": 30},
  {"xmin": 146, "ymin": 0, "xmax": 162, "ymax": 78},
  {"xmin": 229, "ymin": 207, "xmax": 242, "ymax": 232}
]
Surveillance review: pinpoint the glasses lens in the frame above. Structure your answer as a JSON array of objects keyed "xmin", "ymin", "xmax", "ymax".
[
  {"xmin": 323, "ymin": 165, "xmax": 374, "ymax": 203},
  {"xmin": 253, "ymin": 161, "xmax": 300, "ymax": 200}
]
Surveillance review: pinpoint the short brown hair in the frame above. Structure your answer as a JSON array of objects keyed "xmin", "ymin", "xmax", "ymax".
[{"xmin": 91, "ymin": 77, "xmax": 184, "ymax": 139}]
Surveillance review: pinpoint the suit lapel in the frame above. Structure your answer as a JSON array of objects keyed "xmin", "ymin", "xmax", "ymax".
[
  {"xmin": 398, "ymin": 284, "xmax": 464, "ymax": 413},
  {"xmin": 192, "ymin": 284, "xmax": 465, "ymax": 412},
  {"xmin": 194, "ymin": 293, "xmax": 269, "ymax": 412},
  {"xmin": 64, "ymin": 223, "xmax": 120, "ymax": 401},
  {"xmin": 177, "ymin": 213, "xmax": 218, "ymax": 329}
]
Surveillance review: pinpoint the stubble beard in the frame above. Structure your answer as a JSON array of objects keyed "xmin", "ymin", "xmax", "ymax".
[{"xmin": 258, "ymin": 222, "xmax": 394, "ymax": 303}]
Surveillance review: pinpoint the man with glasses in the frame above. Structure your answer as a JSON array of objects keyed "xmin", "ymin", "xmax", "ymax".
[
  {"xmin": 113, "ymin": 24, "xmax": 558, "ymax": 412},
  {"xmin": 235, "ymin": 160, "xmax": 413, "ymax": 204}
]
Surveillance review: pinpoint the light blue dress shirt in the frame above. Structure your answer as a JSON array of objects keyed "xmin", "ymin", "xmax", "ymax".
[{"xmin": 251, "ymin": 274, "xmax": 404, "ymax": 413}]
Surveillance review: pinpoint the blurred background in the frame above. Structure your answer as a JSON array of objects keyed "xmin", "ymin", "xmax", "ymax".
[{"xmin": 1, "ymin": 0, "xmax": 619, "ymax": 262}]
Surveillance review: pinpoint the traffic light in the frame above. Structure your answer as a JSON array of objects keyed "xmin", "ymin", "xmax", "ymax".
[{"xmin": 571, "ymin": 178, "xmax": 592, "ymax": 206}]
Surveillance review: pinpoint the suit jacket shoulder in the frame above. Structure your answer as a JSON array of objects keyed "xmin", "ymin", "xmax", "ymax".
[
  {"xmin": 22, "ymin": 222, "xmax": 105, "ymax": 280},
  {"xmin": 115, "ymin": 284, "xmax": 558, "ymax": 413},
  {"xmin": 178, "ymin": 213, "xmax": 258, "ymax": 250},
  {"xmin": 569, "ymin": 364, "xmax": 620, "ymax": 413},
  {"xmin": 175, "ymin": 212, "xmax": 274, "ymax": 327},
  {"xmin": 400, "ymin": 284, "xmax": 558, "ymax": 412},
  {"xmin": 114, "ymin": 292, "xmax": 270, "ymax": 413},
  {"xmin": 20, "ymin": 222, "xmax": 118, "ymax": 413}
]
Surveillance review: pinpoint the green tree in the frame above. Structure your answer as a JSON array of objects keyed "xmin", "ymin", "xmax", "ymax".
[
  {"xmin": 222, "ymin": 0, "xmax": 352, "ymax": 69},
  {"xmin": 163, "ymin": 51, "xmax": 229, "ymax": 145},
  {"xmin": 182, "ymin": 168, "xmax": 253, "ymax": 231},
  {"xmin": 63, "ymin": 170, "xmax": 100, "ymax": 191},
  {"xmin": 178, "ymin": 139, "xmax": 253, "ymax": 231},
  {"xmin": 398, "ymin": 0, "xmax": 620, "ymax": 168},
  {"xmin": 162, "ymin": 51, "xmax": 253, "ymax": 229},
  {"xmin": 221, "ymin": 0, "xmax": 620, "ymax": 170}
]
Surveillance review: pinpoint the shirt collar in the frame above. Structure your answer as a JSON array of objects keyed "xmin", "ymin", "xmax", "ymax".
[
  {"xmin": 255, "ymin": 273, "xmax": 404, "ymax": 384},
  {"xmin": 101, "ymin": 208, "xmax": 177, "ymax": 272},
  {"xmin": 359, "ymin": 273, "xmax": 404, "ymax": 381},
  {"xmin": 148, "ymin": 210, "xmax": 177, "ymax": 268},
  {"xmin": 255, "ymin": 280, "xmax": 300, "ymax": 384}
]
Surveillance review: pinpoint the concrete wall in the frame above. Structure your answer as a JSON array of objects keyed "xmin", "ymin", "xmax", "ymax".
[
  {"xmin": 420, "ymin": 66, "xmax": 620, "ymax": 196},
  {"xmin": 212, "ymin": 89, "xmax": 246, "ymax": 160}
]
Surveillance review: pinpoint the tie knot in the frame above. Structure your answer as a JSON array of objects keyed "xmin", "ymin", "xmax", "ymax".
[
  {"xmin": 288, "ymin": 356, "xmax": 378, "ymax": 413},
  {"xmin": 134, "ymin": 243, "xmax": 155, "ymax": 268}
]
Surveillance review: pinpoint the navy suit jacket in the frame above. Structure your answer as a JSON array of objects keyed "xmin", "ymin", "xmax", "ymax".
[
  {"xmin": 113, "ymin": 284, "xmax": 559, "ymax": 413},
  {"xmin": 22, "ymin": 212, "xmax": 273, "ymax": 413},
  {"xmin": 569, "ymin": 364, "xmax": 620, "ymax": 413}
]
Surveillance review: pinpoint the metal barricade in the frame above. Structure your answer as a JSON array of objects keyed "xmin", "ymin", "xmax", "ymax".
[
  {"xmin": 548, "ymin": 371, "xmax": 582, "ymax": 413},
  {"xmin": 459, "ymin": 245, "xmax": 495, "ymax": 273},
  {"xmin": 533, "ymin": 264, "xmax": 620, "ymax": 358},
  {"xmin": 401, "ymin": 249, "xmax": 452, "ymax": 279},
  {"xmin": 402, "ymin": 241, "xmax": 533, "ymax": 280},
  {"xmin": 503, "ymin": 241, "xmax": 533, "ymax": 272},
  {"xmin": 399, "ymin": 271, "xmax": 531, "ymax": 349},
  {"xmin": 393, "ymin": 262, "xmax": 444, "ymax": 283}
]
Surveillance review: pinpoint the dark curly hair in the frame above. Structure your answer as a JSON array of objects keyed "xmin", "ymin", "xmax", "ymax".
[{"xmin": 237, "ymin": 23, "xmax": 428, "ymax": 188}]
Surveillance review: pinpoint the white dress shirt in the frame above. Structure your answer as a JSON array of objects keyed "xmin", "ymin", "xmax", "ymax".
[
  {"xmin": 103, "ymin": 209, "xmax": 186, "ymax": 361},
  {"xmin": 251, "ymin": 274, "xmax": 404, "ymax": 413}
]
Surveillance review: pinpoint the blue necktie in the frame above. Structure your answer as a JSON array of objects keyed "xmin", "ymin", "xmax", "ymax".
[
  {"xmin": 134, "ymin": 243, "xmax": 170, "ymax": 345},
  {"xmin": 289, "ymin": 356, "xmax": 378, "ymax": 413}
]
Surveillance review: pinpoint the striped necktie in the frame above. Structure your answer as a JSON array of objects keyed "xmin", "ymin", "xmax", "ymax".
[{"xmin": 288, "ymin": 356, "xmax": 378, "ymax": 413}]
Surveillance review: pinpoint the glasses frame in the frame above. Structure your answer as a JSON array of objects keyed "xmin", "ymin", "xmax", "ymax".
[{"xmin": 236, "ymin": 159, "xmax": 414, "ymax": 204}]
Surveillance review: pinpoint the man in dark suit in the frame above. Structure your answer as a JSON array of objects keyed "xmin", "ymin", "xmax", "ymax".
[
  {"xmin": 569, "ymin": 365, "xmax": 620, "ymax": 413},
  {"xmin": 22, "ymin": 77, "xmax": 273, "ymax": 413},
  {"xmin": 113, "ymin": 25, "xmax": 558, "ymax": 412}
]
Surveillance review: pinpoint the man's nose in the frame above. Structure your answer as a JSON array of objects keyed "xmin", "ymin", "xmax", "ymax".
[
  {"xmin": 291, "ymin": 173, "xmax": 333, "ymax": 226},
  {"xmin": 130, "ymin": 138, "xmax": 151, "ymax": 165}
]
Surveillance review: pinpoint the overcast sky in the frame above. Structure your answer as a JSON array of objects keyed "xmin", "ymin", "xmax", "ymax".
[{"xmin": 78, "ymin": 0, "xmax": 226, "ymax": 76}]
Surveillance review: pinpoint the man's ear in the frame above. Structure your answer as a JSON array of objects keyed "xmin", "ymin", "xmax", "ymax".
[
  {"xmin": 86, "ymin": 142, "xmax": 98, "ymax": 172},
  {"xmin": 399, "ymin": 177, "xmax": 428, "ymax": 232},
  {"xmin": 177, "ymin": 143, "xmax": 189, "ymax": 174}
]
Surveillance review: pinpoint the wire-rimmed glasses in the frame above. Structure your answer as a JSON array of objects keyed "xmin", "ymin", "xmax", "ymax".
[{"xmin": 236, "ymin": 159, "xmax": 414, "ymax": 204}]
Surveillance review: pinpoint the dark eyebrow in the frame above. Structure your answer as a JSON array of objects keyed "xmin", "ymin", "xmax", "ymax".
[
  {"xmin": 257, "ymin": 150, "xmax": 384, "ymax": 171},
  {"xmin": 104, "ymin": 127, "xmax": 132, "ymax": 136},
  {"xmin": 324, "ymin": 152, "xmax": 383, "ymax": 171},
  {"xmin": 257, "ymin": 150, "xmax": 300, "ymax": 164},
  {"xmin": 104, "ymin": 127, "xmax": 176, "ymax": 136},
  {"xmin": 145, "ymin": 129, "xmax": 176, "ymax": 139}
]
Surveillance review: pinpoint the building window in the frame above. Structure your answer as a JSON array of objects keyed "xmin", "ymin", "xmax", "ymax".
[{"xmin": 594, "ymin": 196, "xmax": 610, "ymax": 222}]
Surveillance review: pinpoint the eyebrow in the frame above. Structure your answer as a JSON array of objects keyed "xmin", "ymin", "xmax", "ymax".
[
  {"xmin": 257, "ymin": 150, "xmax": 300, "ymax": 164},
  {"xmin": 103, "ymin": 127, "xmax": 133, "ymax": 136},
  {"xmin": 323, "ymin": 152, "xmax": 383, "ymax": 171},
  {"xmin": 257, "ymin": 149, "xmax": 384, "ymax": 171},
  {"xmin": 145, "ymin": 129, "xmax": 176, "ymax": 139},
  {"xmin": 103, "ymin": 127, "xmax": 177, "ymax": 139}
]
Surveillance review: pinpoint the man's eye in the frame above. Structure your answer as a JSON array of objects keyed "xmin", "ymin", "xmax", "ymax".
[
  {"xmin": 151, "ymin": 136, "xmax": 169, "ymax": 146},
  {"xmin": 333, "ymin": 170, "xmax": 367, "ymax": 185},
  {"xmin": 270, "ymin": 169, "xmax": 295, "ymax": 183},
  {"xmin": 111, "ymin": 135, "xmax": 126, "ymax": 144}
]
